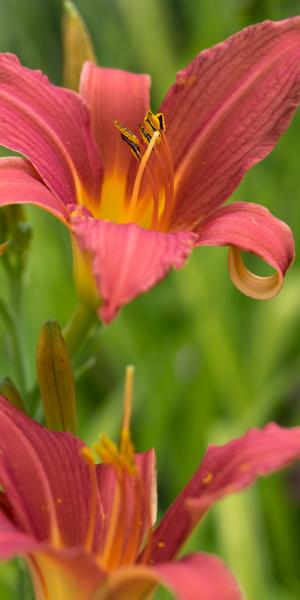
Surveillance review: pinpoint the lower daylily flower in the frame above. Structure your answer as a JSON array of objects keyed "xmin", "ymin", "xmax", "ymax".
[
  {"xmin": 1, "ymin": 369, "xmax": 300, "ymax": 599},
  {"xmin": 0, "ymin": 18, "xmax": 299, "ymax": 322}
]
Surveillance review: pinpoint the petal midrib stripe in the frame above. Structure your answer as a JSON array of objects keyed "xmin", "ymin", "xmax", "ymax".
[{"xmin": 174, "ymin": 34, "xmax": 300, "ymax": 191}]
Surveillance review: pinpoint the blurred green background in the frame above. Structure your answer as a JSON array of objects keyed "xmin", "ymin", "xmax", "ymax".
[{"xmin": 0, "ymin": 0, "xmax": 300, "ymax": 598}]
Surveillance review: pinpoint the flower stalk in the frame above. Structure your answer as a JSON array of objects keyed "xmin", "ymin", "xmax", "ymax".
[{"xmin": 63, "ymin": 303, "xmax": 99, "ymax": 357}]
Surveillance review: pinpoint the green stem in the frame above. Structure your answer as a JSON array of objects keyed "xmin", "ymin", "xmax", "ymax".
[
  {"xmin": 63, "ymin": 303, "xmax": 98, "ymax": 357},
  {"xmin": 0, "ymin": 298, "xmax": 28, "ymax": 396},
  {"xmin": 10, "ymin": 271, "xmax": 30, "ymax": 393}
]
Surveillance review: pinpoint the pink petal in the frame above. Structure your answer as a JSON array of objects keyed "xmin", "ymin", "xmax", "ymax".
[
  {"xmin": 0, "ymin": 511, "xmax": 42, "ymax": 559},
  {"xmin": 0, "ymin": 53, "xmax": 103, "ymax": 206},
  {"xmin": 0, "ymin": 157, "xmax": 68, "ymax": 222},
  {"xmin": 96, "ymin": 450, "xmax": 156, "ymax": 557},
  {"xmin": 147, "ymin": 423, "xmax": 300, "ymax": 563},
  {"xmin": 0, "ymin": 397, "xmax": 95, "ymax": 548},
  {"xmin": 90, "ymin": 564, "xmax": 158, "ymax": 600},
  {"xmin": 80, "ymin": 62, "xmax": 150, "ymax": 178},
  {"xmin": 196, "ymin": 202, "xmax": 295, "ymax": 299},
  {"xmin": 159, "ymin": 18, "xmax": 300, "ymax": 229},
  {"xmin": 92, "ymin": 554, "xmax": 242, "ymax": 600},
  {"xmin": 29, "ymin": 550, "xmax": 105, "ymax": 600},
  {"xmin": 71, "ymin": 214, "xmax": 196, "ymax": 323},
  {"xmin": 153, "ymin": 553, "xmax": 243, "ymax": 600}
]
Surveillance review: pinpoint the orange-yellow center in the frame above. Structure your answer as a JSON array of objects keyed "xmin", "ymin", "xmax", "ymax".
[
  {"xmin": 93, "ymin": 111, "xmax": 175, "ymax": 232},
  {"xmin": 80, "ymin": 366, "xmax": 152, "ymax": 571}
]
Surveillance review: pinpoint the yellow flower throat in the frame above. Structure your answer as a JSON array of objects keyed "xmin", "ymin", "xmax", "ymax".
[{"xmin": 96, "ymin": 111, "xmax": 175, "ymax": 232}]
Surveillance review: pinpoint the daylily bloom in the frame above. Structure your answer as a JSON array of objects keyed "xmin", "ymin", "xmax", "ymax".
[
  {"xmin": 1, "ymin": 380, "xmax": 300, "ymax": 599},
  {"xmin": 0, "ymin": 18, "xmax": 300, "ymax": 322}
]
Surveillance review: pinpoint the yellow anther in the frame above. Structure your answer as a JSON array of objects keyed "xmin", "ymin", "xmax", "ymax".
[
  {"xmin": 144, "ymin": 111, "xmax": 163, "ymax": 134},
  {"xmin": 81, "ymin": 445, "xmax": 95, "ymax": 465},
  {"xmin": 93, "ymin": 367, "xmax": 137, "ymax": 476},
  {"xmin": 141, "ymin": 111, "xmax": 165, "ymax": 146},
  {"xmin": 156, "ymin": 113, "xmax": 166, "ymax": 132},
  {"xmin": 94, "ymin": 434, "xmax": 118, "ymax": 464},
  {"xmin": 95, "ymin": 432, "xmax": 136, "ymax": 475},
  {"xmin": 139, "ymin": 125, "xmax": 152, "ymax": 145},
  {"xmin": 114, "ymin": 120, "xmax": 142, "ymax": 160}
]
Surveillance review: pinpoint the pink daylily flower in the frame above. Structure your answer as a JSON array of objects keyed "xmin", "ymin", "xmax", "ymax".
[
  {"xmin": 0, "ymin": 18, "xmax": 300, "ymax": 322},
  {"xmin": 0, "ymin": 395, "xmax": 300, "ymax": 599}
]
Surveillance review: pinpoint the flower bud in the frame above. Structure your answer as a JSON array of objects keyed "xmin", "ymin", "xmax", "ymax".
[
  {"xmin": 36, "ymin": 321, "xmax": 77, "ymax": 433},
  {"xmin": 62, "ymin": 0, "xmax": 97, "ymax": 91}
]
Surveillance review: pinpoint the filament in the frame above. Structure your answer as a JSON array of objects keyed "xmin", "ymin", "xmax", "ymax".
[
  {"xmin": 134, "ymin": 166, "xmax": 161, "ymax": 230},
  {"xmin": 81, "ymin": 446, "xmax": 99, "ymax": 553},
  {"xmin": 157, "ymin": 131, "xmax": 175, "ymax": 230},
  {"xmin": 98, "ymin": 470, "xmax": 123, "ymax": 569},
  {"xmin": 120, "ymin": 475, "xmax": 143, "ymax": 566},
  {"xmin": 129, "ymin": 131, "xmax": 160, "ymax": 218}
]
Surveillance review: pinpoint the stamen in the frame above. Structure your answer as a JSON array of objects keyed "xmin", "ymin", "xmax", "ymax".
[
  {"xmin": 139, "ymin": 125, "xmax": 152, "ymax": 145},
  {"xmin": 80, "ymin": 446, "xmax": 100, "ymax": 553},
  {"xmin": 94, "ymin": 434, "xmax": 133, "ymax": 569},
  {"xmin": 133, "ymin": 161, "xmax": 161, "ymax": 229},
  {"xmin": 156, "ymin": 113, "xmax": 166, "ymax": 131},
  {"xmin": 119, "ymin": 476, "xmax": 142, "ymax": 566},
  {"xmin": 93, "ymin": 365, "xmax": 142, "ymax": 569},
  {"xmin": 157, "ymin": 131, "xmax": 175, "ymax": 230},
  {"xmin": 97, "ymin": 468, "xmax": 123, "ymax": 569},
  {"xmin": 144, "ymin": 111, "xmax": 165, "ymax": 135},
  {"xmin": 129, "ymin": 130, "xmax": 160, "ymax": 218},
  {"xmin": 114, "ymin": 121, "xmax": 142, "ymax": 161},
  {"xmin": 114, "ymin": 111, "xmax": 171, "ymax": 230},
  {"xmin": 139, "ymin": 112, "xmax": 174, "ymax": 230}
]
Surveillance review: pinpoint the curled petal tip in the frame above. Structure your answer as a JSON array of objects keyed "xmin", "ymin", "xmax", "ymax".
[
  {"xmin": 228, "ymin": 245, "xmax": 283, "ymax": 300},
  {"xmin": 196, "ymin": 202, "xmax": 295, "ymax": 301}
]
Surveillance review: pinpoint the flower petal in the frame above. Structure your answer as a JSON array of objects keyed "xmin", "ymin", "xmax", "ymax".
[
  {"xmin": 71, "ymin": 214, "xmax": 196, "ymax": 323},
  {"xmin": 90, "ymin": 565, "xmax": 158, "ymax": 600},
  {"xmin": 159, "ymin": 18, "xmax": 300, "ymax": 228},
  {"xmin": 146, "ymin": 423, "xmax": 300, "ymax": 562},
  {"xmin": 0, "ymin": 157, "xmax": 68, "ymax": 222},
  {"xmin": 0, "ymin": 397, "xmax": 93, "ymax": 548},
  {"xmin": 0, "ymin": 53, "xmax": 103, "ymax": 206},
  {"xmin": 196, "ymin": 202, "xmax": 295, "ymax": 299},
  {"xmin": 0, "ymin": 511, "xmax": 41, "ymax": 559},
  {"xmin": 80, "ymin": 62, "xmax": 150, "ymax": 178},
  {"xmin": 91, "ymin": 554, "xmax": 242, "ymax": 600},
  {"xmin": 29, "ymin": 550, "xmax": 105, "ymax": 600},
  {"xmin": 96, "ymin": 450, "xmax": 157, "ymax": 557},
  {"xmin": 153, "ymin": 553, "xmax": 243, "ymax": 600}
]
